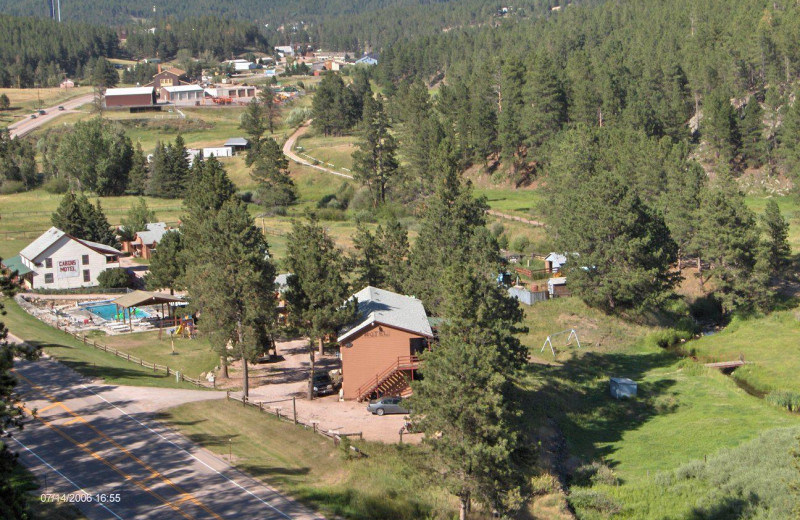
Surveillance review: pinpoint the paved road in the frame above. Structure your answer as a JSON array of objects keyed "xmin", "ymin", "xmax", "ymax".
[
  {"xmin": 9, "ymin": 358, "xmax": 323, "ymax": 520},
  {"xmin": 7, "ymin": 93, "xmax": 94, "ymax": 138}
]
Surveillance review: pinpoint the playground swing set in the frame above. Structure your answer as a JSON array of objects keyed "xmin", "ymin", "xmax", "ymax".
[{"xmin": 541, "ymin": 328, "xmax": 582, "ymax": 357}]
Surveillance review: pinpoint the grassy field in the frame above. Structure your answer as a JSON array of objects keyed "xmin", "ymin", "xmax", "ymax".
[
  {"xmin": 0, "ymin": 87, "xmax": 93, "ymax": 125},
  {"xmin": 295, "ymin": 132, "xmax": 357, "ymax": 173},
  {"xmin": 159, "ymin": 399, "xmax": 456, "ymax": 519},
  {"xmin": 3, "ymin": 298, "xmax": 201, "ymax": 389},
  {"xmin": 86, "ymin": 329, "xmax": 219, "ymax": 380},
  {"xmin": 688, "ymin": 309, "xmax": 800, "ymax": 395}
]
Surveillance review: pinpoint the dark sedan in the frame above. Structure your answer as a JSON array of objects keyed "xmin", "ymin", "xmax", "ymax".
[{"xmin": 366, "ymin": 396, "xmax": 409, "ymax": 416}]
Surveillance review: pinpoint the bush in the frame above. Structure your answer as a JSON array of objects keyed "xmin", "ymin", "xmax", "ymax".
[
  {"xmin": 97, "ymin": 268, "xmax": 134, "ymax": 289},
  {"xmin": 498, "ymin": 234, "xmax": 509, "ymax": 250},
  {"xmin": 645, "ymin": 328, "xmax": 693, "ymax": 349},
  {"xmin": 490, "ymin": 222, "xmax": 505, "ymax": 237},
  {"xmin": 348, "ymin": 187, "xmax": 374, "ymax": 212},
  {"xmin": 572, "ymin": 462, "xmax": 619, "ymax": 487},
  {"xmin": 0, "ymin": 180, "xmax": 26, "ymax": 194},
  {"xmin": 239, "ymin": 191, "xmax": 253, "ymax": 203},
  {"xmin": 690, "ymin": 295, "xmax": 723, "ymax": 323},
  {"xmin": 42, "ymin": 176, "xmax": 70, "ymax": 194},
  {"xmin": 315, "ymin": 208, "xmax": 348, "ymax": 221},
  {"xmin": 510, "ymin": 235, "xmax": 530, "ymax": 252},
  {"xmin": 568, "ymin": 489, "xmax": 621, "ymax": 515},
  {"xmin": 286, "ymin": 107, "xmax": 312, "ymax": 127}
]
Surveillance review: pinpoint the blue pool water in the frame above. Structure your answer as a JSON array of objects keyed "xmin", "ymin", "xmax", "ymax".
[{"xmin": 85, "ymin": 303, "xmax": 150, "ymax": 321}]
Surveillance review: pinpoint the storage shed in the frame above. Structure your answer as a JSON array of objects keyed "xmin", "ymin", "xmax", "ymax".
[
  {"xmin": 610, "ymin": 377, "xmax": 638, "ymax": 399},
  {"xmin": 104, "ymin": 87, "xmax": 156, "ymax": 108}
]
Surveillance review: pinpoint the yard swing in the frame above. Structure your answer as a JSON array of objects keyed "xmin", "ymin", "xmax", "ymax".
[{"xmin": 541, "ymin": 329, "xmax": 582, "ymax": 357}]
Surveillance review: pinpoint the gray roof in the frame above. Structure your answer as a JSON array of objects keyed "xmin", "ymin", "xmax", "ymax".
[
  {"xmin": 337, "ymin": 286, "xmax": 432, "ymax": 343},
  {"xmin": 545, "ymin": 252, "xmax": 567, "ymax": 264},
  {"xmin": 224, "ymin": 137, "xmax": 249, "ymax": 147},
  {"xmin": 20, "ymin": 227, "xmax": 65, "ymax": 261},
  {"xmin": 275, "ymin": 273, "xmax": 291, "ymax": 292},
  {"xmin": 136, "ymin": 222, "xmax": 169, "ymax": 245},
  {"xmin": 20, "ymin": 227, "xmax": 119, "ymax": 261}
]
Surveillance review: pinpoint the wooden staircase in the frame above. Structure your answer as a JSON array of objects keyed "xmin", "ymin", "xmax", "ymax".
[{"xmin": 355, "ymin": 356, "xmax": 419, "ymax": 402}]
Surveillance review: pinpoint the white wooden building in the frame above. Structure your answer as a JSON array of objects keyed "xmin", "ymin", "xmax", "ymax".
[{"xmin": 17, "ymin": 227, "xmax": 121, "ymax": 290}]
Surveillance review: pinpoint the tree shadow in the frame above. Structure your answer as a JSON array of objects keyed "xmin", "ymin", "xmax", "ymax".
[
  {"xmin": 687, "ymin": 493, "xmax": 758, "ymax": 519},
  {"xmin": 520, "ymin": 348, "xmax": 680, "ymax": 477}
]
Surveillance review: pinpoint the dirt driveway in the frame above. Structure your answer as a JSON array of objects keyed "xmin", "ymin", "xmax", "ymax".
[{"xmin": 222, "ymin": 339, "xmax": 422, "ymax": 444}]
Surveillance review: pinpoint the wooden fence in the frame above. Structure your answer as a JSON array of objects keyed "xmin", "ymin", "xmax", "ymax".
[
  {"xmin": 51, "ymin": 323, "xmax": 209, "ymax": 389},
  {"xmin": 224, "ymin": 391, "xmax": 363, "ymax": 446}
]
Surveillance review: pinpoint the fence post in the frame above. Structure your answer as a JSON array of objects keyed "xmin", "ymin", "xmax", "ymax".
[
  {"xmin": 83, "ymin": 334, "xmax": 86, "ymax": 344},
  {"xmin": 226, "ymin": 390, "xmax": 230, "ymax": 401},
  {"xmin": 259, "ymin": 402, "xmax": 263, "ymax": 412},
  {"xmin": 293, "ymin": 397, "xmax": 297, "ymax": 424},
  {"xmin": 166, "ymin": 367, "xmax": 170, "ymax": 376},
  {"xmin": 127, "ymin": 353, "xmax": 130, "ymax": 362}
]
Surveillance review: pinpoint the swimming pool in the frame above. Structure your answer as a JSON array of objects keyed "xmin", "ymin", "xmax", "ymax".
[{"xmin": 85, "ymin": 303, "xmax": 150, "ymax": 322}]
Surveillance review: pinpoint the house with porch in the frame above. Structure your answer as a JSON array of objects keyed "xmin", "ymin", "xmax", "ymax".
[
  {"xmin": 338, "ymin": 286, "xmax": 433, "ymax": 401},
  {"xmin": 3, "ymin": 227, "xmax": 120, "ymax": 290}
]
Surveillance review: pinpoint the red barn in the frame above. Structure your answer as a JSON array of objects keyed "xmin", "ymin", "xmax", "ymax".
[{"xmin": 103, "ymin": 87, "xmax": 156, "ymax": 108}]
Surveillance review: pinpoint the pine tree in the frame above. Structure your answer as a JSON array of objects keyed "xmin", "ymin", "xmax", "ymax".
[
  {"xmin": 408, "ymin": 264, "xmax": 526, "ymax": 519},
  {"xmin": 240, "ymin": 96, "xmax": 267, "ymax": 165},
  {"xmin": 498, "ymin": 56, "xmax": 526, "ymax": 168},
  {"xmin": 778, "ymin": 94, "xmax": 800, "ymax": 183},
  {"xmin": 352, "ymin": 94, "xmax": 399, "ymax": 206},
  {"xmin": 393, "ymin": 81, "xmax": 443, "ymax": 198},
  {"xmin": 146, "ymin": 136, "xmax": 189, "ymax": 198},
  {"xmin": 51, "ymin": 192, "xmax": 115, "ymax": 246},
  {"xmin": 692, "ymin": 172, "xmax": 767, "ymax": 313},
  {"xmin": 185, "ymin": 201, "xmax": 275, "ymax": 398},
  {"xmin": 91, "ymin": 57, "xmax": 118, "ymax": 88},
  {"xmin": 0, "ymin": 93, "xmax": 9, "ymax": 110},
  {"xmin": 704, "ymin": 88, "xmax": 741, "ymax": 162},
  {"xmin": 146, "ymin": 231, "xmax": 185, "ymax": 295},
  {"xmin": 284, "ymin": 215, "xmax": 357, "ymax": 399},
  {"xmin": 376, "ymin": 218, "xmax": 409, "ymax": 293},
  {"xmin": 127, "ymin": 142, "xmax": 149, "ymax": 195},
  {"xmin": 761, "ymin": 199, "xmax": 791, "ymax": 275},
  {"xmin": 182, "ymin": 156, "xmax": 236, "ymax": 248},
  {"xmin": 661, "ymin": 161, "xmax": 706, "ymax": 270},
  {"xmin": 522, "ymin": 52, "xmax": 566, "ymax": 158},
  {"xmin": 250, "ymin": 138, "xmax": 297, "ymax": 209},
  {"xmin": 351, "ymin": 221, "xmax": 385, "ymax": 289},
  {"xmin": 740, "ymin": 97, "xmax": 766, "ymax": 168},
  {"xmin": 0, "ymin": 257, "xmax": 39, "ymax": 518},
  {"xmin": 468, "ymin": 68, "xmax": 498, "ymax": 165},
  {"xmin": 407, "ymin": 141, "xmax": 494, "ymax": 313}
]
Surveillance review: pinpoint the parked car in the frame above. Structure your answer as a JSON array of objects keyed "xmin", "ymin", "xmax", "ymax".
[
  {"xmin": 38, "ymin": 109, "xmax": 46, "ymax": 115},
  {"xmin": 367, "ymin": 396, "xmax": 409, "ymax": 416},
  {"xmin": 30, "ymin": 114, "xmax": 37, "ymax": 119},
  {"xmin": 57, "ymin": 106, "xmax": 65, "ymax": 111},
  {"xmin": 312, "ymin": 372, "xmax": 335, "ymax": 396}
]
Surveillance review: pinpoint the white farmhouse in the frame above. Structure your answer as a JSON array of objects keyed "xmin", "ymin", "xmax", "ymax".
[{"xmin": 13, "ymin": 227, "xmax": 121, "ymax": 290}]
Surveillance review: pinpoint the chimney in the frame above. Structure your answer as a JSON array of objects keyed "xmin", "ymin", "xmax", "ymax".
[{"xmin": 157, "ymin": 63, "xmax": 162, "ymax": 74}]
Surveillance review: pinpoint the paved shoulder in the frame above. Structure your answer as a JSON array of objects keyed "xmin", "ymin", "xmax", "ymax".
[{"xmin": 11, "ymin": 359, "xmax": 323, "ymax": 520}]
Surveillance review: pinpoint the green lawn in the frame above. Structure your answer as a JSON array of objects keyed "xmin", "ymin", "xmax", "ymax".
[
  {"xmin": 3, "ymin": 298, "xmax": 201, "ymax": 389},
  {"xmin": 158, "ymin": 399, "xmax": 455, "ymax": 519},
  {"xmin": 474, "ymin": 187, "xmax": 545, "ymax": 219},
  {"xmin": 688, "ymin": 310, "xmax": 800, "ymax": 395}
]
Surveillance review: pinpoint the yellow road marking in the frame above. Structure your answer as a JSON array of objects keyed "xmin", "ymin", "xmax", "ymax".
[
  {"xmin": 62, "ymin": 417, "xmax": 87, "ymax": 425},
  {"xmin": 38, "ymin": 402, "xmax": 66, "ymax": 413},
  {"xmin": 14, "ymin": 371, "xmax": 224, "ymax": 520}
]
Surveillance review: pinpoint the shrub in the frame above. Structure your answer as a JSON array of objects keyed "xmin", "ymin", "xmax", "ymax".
[
  {"xmin": 530, "ymin": 474, "xmax": 560, "ymax": 496},
  {"xmin": 315, "ymin": 208, "xmax": 348, "ymax": 221},
  {"xmin": 568, "ymin": 489, "xmax": 621, "ymax": 515},
  {"xmin": 645, "ymin": 328, "xmax": 693, "ymax": 349},
  {"xmin": 0, "ymin": 180, "xmax": 26, "ymax": 194},
  {"xmin": 510, "ymin": 235, "xmax": 530, "ymax": 252},
  {"xmin": 348, "ymin": 187, "xmax": 374, "ymax": 212},
  {"xmin": 490, "ymin": 222, "xmax": 505, "ymax": 237},
  {"xmin": 239, "ymin": 191, "xmax": 253, "ymax": 203},
  {"xmin": 572, "ymin": 462, "xmax": 619, "ymax": 487},
  {"xmin": 97, "ymin": 268, "xmax": 134, "ymax": 289},
  {"xmin": 42, "ymin": 176, "xmax": 70, "ymax": 194},
  {"xmin": 498, "ymin": 234, "xmax": 509, "ymax": 250},
  {"xmin": 286, "ymin": 107, "xmax": 312, "ymax": 127}
]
